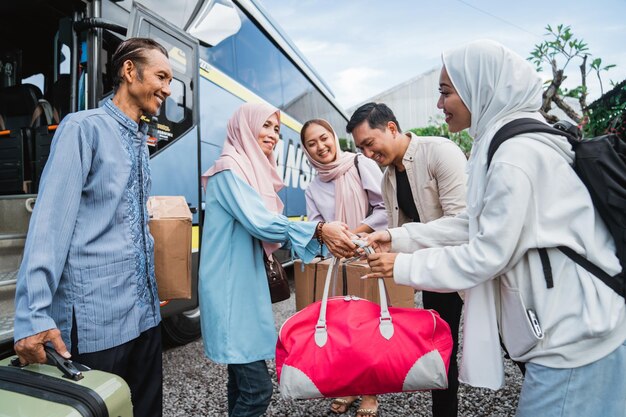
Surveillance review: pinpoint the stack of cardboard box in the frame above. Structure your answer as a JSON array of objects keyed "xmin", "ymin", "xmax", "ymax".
[
  {"xmin": 147, "ymin": 196, "xmax": 193, "ymax": 301},
  {"xmin": 293, "ymin": 257, "xmax": 415, "ymax": 311}
]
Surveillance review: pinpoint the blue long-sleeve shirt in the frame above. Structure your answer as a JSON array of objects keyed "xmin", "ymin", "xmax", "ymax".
[
  {"xmin": 199, "ymin": 170, "xmax": 320, "ymax": 363},
  {"xmin": 13, "ymin": 99, "xmax": 160, "ymax": 353}
]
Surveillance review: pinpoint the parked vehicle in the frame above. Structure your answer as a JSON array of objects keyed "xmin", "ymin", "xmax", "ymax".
[{"xmin": 0, "ymin": 0, "xmax": 350, "ymax": 355}]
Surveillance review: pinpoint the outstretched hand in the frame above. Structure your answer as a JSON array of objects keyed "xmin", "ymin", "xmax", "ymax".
[
  {"xmin": 363, "ymin": 230, "xmax": 392, "ymax": 254},
  {"xmin": 321, "ymin": 221, "xmax": 357, "ymax": 258},
  {"xmin": 14, "ymin": 328, "xmax": 70, "ymax": 365},
  {"xmin": 361, "ymin": 252, "xmax": 399, "ymax": 280}
]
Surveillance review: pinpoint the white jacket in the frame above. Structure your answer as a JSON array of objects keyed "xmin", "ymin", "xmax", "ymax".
[{"xmin": 391, "ymin": 132, "xmax": 626, "ymax": 371}]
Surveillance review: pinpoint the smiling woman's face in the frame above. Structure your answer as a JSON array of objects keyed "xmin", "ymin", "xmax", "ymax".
[
  {"xmin": 302, "ymin": 122, "xmax": 337, "ymax": 164},
  {"xmin": 257, "ymin": 113, "xmax": 280, "ymax": 157},
  {"xmin": 437, "ymin": 66, "xmax": 471, "ymax": 133}
]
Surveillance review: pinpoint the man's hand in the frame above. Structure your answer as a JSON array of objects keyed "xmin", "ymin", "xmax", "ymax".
[
  {"xmin": 361, "ymin": 252, "xmax": 399, "ymax": 279},
  {"xmin": 321, "ymin": 221, "xmax": 358, "ymax": 258},
  {"xmin": 14, "ymin": 328, "xmax": 70, "ymax": 365},
  {"xmin": 364, "ymin": 230, "xmax": 392, "ymax": 253}
]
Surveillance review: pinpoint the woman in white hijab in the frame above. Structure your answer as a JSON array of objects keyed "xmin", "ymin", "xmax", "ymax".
[{"xmin": 363, "ymin": 39, "xmax": 626, "ymax": 416}]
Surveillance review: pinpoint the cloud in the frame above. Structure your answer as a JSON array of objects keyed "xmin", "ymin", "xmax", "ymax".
[
  {"xmin": 333, "ymin": 67, "xmax": 386, "ymax": 107},
  {"xmin": 260, "ymin": 0, "xmax": 626, "ymax": 109}
]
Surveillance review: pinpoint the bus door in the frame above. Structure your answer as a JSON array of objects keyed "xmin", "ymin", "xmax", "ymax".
[
  {"xmin": 128, "ymin": 3, "xmax": 200, "ymax": 223},
  {"xmin": 127, "ymin": 3, "xmax": 202, "ymax": 341}
]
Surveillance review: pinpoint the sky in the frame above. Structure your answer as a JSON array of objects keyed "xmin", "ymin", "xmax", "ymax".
[{"xmin": 257, "ymin": 0, "xmax": 626, "ymax": 111}]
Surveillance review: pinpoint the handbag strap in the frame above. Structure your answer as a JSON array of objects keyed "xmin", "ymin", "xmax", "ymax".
[{"xmin": 315, "ymin": 250, "xmax": 395, "ymax": 348}]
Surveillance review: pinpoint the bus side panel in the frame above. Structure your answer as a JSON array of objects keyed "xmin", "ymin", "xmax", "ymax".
[{"xmin": 150, "ymin": 127, "xmax": 200, "ymax": 224}]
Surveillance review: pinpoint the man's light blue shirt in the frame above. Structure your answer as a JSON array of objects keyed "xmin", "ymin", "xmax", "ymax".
[{"xmin": 14, "ymin": 99, "xmax": 161, "ymax": 353}]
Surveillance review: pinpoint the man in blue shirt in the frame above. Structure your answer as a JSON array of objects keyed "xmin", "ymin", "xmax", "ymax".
[{"xmin": 13, "ymin": 37, "xmax": 173, "ymax": 417}]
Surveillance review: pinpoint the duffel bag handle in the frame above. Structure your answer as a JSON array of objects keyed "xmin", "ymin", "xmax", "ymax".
[{"xmin": 315, "ymin": 244, "xmax": 394, "ymax": 348}]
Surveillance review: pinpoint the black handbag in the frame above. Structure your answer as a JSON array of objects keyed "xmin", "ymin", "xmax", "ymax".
[{"xmin": 263, "ymin": 251, "xmax": 291, "ymax": 303}]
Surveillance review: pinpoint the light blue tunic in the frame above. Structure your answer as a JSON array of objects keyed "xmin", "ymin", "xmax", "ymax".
[{"xmin": 199, "ymin": 170, "xmax": 320, "ymax": 364}]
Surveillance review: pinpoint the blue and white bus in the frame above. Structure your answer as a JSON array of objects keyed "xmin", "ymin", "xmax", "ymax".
[{"xmin": 0, "ymin": 0, "xmax": 350, "ymax": 353}]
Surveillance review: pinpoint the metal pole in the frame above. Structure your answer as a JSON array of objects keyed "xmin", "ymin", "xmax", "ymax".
[{"xmin": 87, "ymin": 0, "xmax": 102, "ymax": 109}]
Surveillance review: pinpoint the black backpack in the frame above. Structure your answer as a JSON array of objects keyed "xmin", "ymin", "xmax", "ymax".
[{"xmin": 487, "ymin": 118, "xmax": 626, "ymax": 301}]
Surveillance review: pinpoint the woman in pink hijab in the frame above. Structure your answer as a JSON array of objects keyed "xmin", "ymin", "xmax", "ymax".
[
  {"xmin": 199, "ymin": 103, "xmax": 354, "ymax": 417},
  {"xmin": 301, "ymin": 119, "xmax": 387, "ymax": 234},
  {"xmin": 301, "ymin": 119, "xmax": 387, "ymax": 417}
]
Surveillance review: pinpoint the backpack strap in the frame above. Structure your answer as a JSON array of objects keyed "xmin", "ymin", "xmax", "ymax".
[
  {"xmin": 487, "ymin": 118, "xmax": 573, "ymax": 169},
  {"xmin": 487, "ymin": 119, "xmax": 622, "ymax": 294},
  {"xmin": 353, "ymin": 153, "xmax": 375, "ymax": 216},
  {"xmin": 558, "ymin": 246, "xmax": 625, "ymax": 296},
  {"xmin": 354, "ymin": 153, "xmax": 362, "ymax": 179},
  {"xmin": 538, "ymin": 248, "xmax": 554, "ymax": 288}
]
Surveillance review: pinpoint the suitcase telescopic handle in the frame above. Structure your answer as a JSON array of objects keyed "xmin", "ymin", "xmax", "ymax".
[
  {"xmin": 11, "ymin": 345, "xmax": 91, "ymax": 381},
  {"xmin": 44, "ymin": 346, "xmax": 88, "ymax": 381},
  {"xmin": 9, "ymin": 346, "xmax": 87, "ymax": 381}
]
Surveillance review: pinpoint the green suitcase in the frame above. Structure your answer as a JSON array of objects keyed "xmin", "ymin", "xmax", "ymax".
[{"xmin": 0, "ymin": 347, "xmax": 133, "ymax": 417}]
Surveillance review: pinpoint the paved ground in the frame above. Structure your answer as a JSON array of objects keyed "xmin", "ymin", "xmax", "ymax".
[
  {"xmin": 0, "ymin": 269, "xmax": 523, "ymax": 415},
  {"xmin": 163, "ymin": 281, "xmax": 523, "ymax": 416}
]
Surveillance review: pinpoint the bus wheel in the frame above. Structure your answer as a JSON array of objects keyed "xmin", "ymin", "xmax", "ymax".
[{"xmin": 161, "ymin": 307, "xmax": 201, "ymax": 347}]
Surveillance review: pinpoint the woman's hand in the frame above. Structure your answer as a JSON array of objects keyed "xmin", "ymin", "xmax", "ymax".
[
  {"xmin": 321, "ymin": 221, "xmax": 357, "ymax": 258},
  {"xmin": 364, "ymin": 230, "xmax": 392, "ymax": 253},
  {"xmin": 361, "ymin": 252, "xmax": 398, "ymax": 279}
]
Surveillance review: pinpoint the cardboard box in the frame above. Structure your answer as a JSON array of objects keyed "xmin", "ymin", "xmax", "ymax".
[
  {"xmin": 147, "ymin": 196, "xmax": 192, "ymax": 300},
  {"xmin": 294, "ymin": 258, "xmax": 415, "ymax": 311}
]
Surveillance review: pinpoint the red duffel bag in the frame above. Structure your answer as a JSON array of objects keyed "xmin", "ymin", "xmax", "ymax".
[{"xmin": 276, "ymin": 253, "xmax": 453, "ymax": 399}]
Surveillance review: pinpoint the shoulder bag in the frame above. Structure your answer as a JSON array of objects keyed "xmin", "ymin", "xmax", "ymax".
[{"xmin": 263, "ymin": 248, "xmax": 290, "ymax": 303}]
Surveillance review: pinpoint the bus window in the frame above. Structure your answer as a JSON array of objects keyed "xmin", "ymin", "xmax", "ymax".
[
  {"xmin": 168, "ymin": 46, "xmax": 188, "ymax": 74},
  {"xmin": 22, "ymin": 74, "xmax": 44, "ymax": 94},
  {"xmin": 199, "ymin": 78, "xmax": 245, "ymax": 170},
  {"xmin": 128, "ymin": 21, "xmax": 195, "ymax": 153},
  {"xmin": 206, "ymin": 8, "xmax": 283, "ymax": 106},
  {"xmin": 165, "ymin": 78, "xmax": 186, "ymax": 123}
]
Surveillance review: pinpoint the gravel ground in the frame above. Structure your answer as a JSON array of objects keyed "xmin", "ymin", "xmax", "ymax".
[{"xmin": 163, "ymin": 281, "xmax": 523, "ymax": 417}]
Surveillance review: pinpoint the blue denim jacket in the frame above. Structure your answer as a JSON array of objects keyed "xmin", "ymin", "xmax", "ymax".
[{"xmin": 14, "ymin": 99, "xmax": 161, "ymax": 353}]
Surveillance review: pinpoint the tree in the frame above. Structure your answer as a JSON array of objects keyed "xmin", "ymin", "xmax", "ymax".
[{"xmin": 528, "ymin": 24, "xmax": 616, "ymax": 125}]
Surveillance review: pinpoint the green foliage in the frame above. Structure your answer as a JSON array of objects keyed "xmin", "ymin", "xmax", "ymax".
[
  {"xmin": 528, "ymin": 24, "xmax": 589, "ymax": 72},
  {"xmin": 585, "ymin": 79, "xmax": 626, "ymax": 138},
  {"xmin": 528, "ymin": 24, "xmax": 616, "ymax": 124},
  {"xmin": 338, "ymin": 137, "xmax": 355, "ymax": 152},
  {"xmin": 410, "ymin": 117, "xmax": 473, "ymax": 156}
]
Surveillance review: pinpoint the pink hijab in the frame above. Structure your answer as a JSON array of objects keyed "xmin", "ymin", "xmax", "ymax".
[
  {"xmin": 202, "ymin": 102, "xmax": 284, "ymax": 256},
  {"xmin": 301, "ymin": 120, "xmax": 369, "ymax": 230}
]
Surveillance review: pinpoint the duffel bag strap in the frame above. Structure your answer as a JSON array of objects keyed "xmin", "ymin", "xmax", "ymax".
[
  {"xmin": 378, "ymin": 278, "xmax": 394, "ymax": 340},
  {"xmin": 315, "ymin": 256, "xmax": 340, "ymax": 347},
  {"xmin": 315, "ymin": 246, "xmax": 395, "ymax": 347}
]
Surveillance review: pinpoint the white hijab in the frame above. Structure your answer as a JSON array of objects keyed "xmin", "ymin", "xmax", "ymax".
[{"xmin": 442, "ymin": 39, "xmax": 546, "ymax": 389}]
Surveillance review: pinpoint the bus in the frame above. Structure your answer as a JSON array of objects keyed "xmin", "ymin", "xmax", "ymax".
[{"xmin": 0, "ymin": 0, "xmax": 351, "ymax": 354}]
